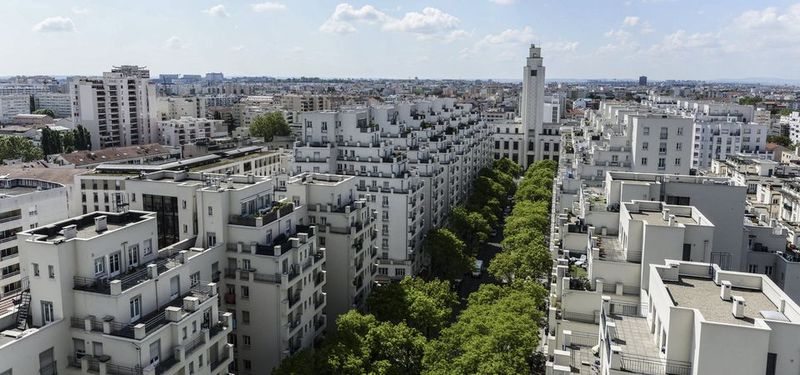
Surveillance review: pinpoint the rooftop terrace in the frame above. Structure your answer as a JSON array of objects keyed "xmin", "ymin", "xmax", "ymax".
[{"xmin": 664, "ymin": 276, "xmax": 778, "ymax": 326}]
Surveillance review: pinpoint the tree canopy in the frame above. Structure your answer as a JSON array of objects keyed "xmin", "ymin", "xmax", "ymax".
[
  {"xmin": 0, "ymin": 136, "xmax": 43, "ymax": 161},
  {"xmin": 32, "ymin": 108, "xmax": 55, "ymax": 117},
  {"xmin": 366, "ymin": 277, "xmax": 458, "ymax": 338},
  {"xmin": 449, "ymin": 206, "xmax": 491, "ymax": 252},
  {"xmin": 250, "ymin": 112, "xmax": 291, "ymax": 141},
  {"xmin": 424, "ymin": 228, "xmax": 473, "ymax": 281}
]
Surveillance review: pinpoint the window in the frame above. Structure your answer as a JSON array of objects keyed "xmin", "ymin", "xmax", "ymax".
[
  {"xmin": 94, "ymin": 258, "xmax": 105, "ymax": 275},
  {"xmin": 41, "ymin": 301, "xmax": 54, "ymax": 324},
  {"xmin": 395, "ymin": 268, "xmax": 406, "ymax": 277},
  {"xmin": 748, "ymin": 264, "xmax": 758, "ymax": 273},
  {"xmin": 149, "ymin": 340, "xmax": 161, "ymax": 365},
  {"xmin": 378, "ymin": 267, "xmax": 388, "ymax": 275},
  {"xmin": 659, "ymin": 142, "xmax": 667, "ymax": 153},
  {"xmin": 207, "ymin": 232, "xmax": 216, "ymax": 247},
  {"xmin": 109, "ymin": 252, "xmax": 121, "ymax": 276},
  {"xmin": 241, "ymin": 286, "xmax": 250, "ymax": 299},
  {"xmin": 659, "ymin": 127, "xmax": 668, "ymax": 139},
  {"xmin": 33, "ymin": 263, "xmax": 39, "ymax": 277},
  {"xmin": 244, "ymin": 360, "xmax": 252, "ymax": 370},
  {"xmin": 143, "ymin": 239, "xmax": 152, "ymax": 256},
  {"xmin": 129, "ymin": 296, "xmax": 141, "ymax": 322},
  {"xmin": 658, "ymin": 158, "xmax": 666, "ymax": 168},
  {"xmin": 640, "ymin": 157, "xmax": 648, "ymax": 166},
  {"xmin": 642, "ymin": 142, "xmax": 648, "ymax": 151},
  {"xmin": 675, "ymin": 158, "xmax": 681, "ymax": 166},
  {"xmin": 48, "ymin": 265, "xmax": 55, "ymax": 279},
  {"xmin": 208, "ymin": 206, "xmax": 213, "ymax": 216},
  {"xmin": 170, "ymin": 276, "xmax": 180, "ymax": 299},
  {"xmin": 190, "ymin": 272, "xmax": 200, "ymax": 287},
  {"xmin": 127, "ymin": 244, "xmax": 139, "ymax": 267},
  {"xmin": 243, "ymin": 335, "xmax": 251, "ymax": 347},
  {"xmin": 643, "ymin": 127, "xmax": 650, "ymax": 136},
  {"xmin": 765, "ymin": 266, "xmax": 774, "ymax": 276},
  {"xmin": 242, "ymin": 310, "xmax": 250, "ymax": 325},
  {"xmin": 677, "ymin": 127, "xmax": 684, "ymax": 136}
]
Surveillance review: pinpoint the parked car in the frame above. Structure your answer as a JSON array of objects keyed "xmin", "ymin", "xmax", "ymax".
[{"xmin": 472, "ymin": 260, "xmax": 484, "ymax": 277}]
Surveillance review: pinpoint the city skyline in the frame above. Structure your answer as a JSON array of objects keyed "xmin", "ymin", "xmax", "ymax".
[{"xmin": 2, "ymin": 0, "xmax": 800, "ymax": 80}]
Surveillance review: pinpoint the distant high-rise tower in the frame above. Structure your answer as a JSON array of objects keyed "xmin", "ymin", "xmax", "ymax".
[
  {"xmin": 522, "ymin": 44, "xmax": 545, "ymax": 166},
  {"xmin": 639, "ymin": 75, "xmax": 648, "ymax": 86},
  {"xmin": 70, "ymin": 65, "xmax": 158, "ymax": 149}
]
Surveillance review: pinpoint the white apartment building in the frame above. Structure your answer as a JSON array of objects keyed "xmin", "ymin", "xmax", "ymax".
[
  {"xmin": 0, "ymin": 177, "xmax": 70, "ymax": 300},
  {"xmin": 157, "ymin": 97, "xmax": 207, "ymax": 120},
  {"xmin": 598, "ymin": 261, "xmax": 800, "ymax": 375},
  {"xmin": 286, "ymin": 173, "xmax": 377, "ymax": 328},
  {"xmin": 1, "ymin": 210, "xmax": 233, "ymax": 375},
  {"xmin": 292, "ymin": 100, "xmax": 492, "ymax": 279},
  {"xmin": 158, "ymin": 117, "xmax": 227, "ymax": 147},
  {"xmin": 784, "ymin": 112, "xmax": 800, "ymax": 144},
  {"xmin": 0, "ymin": 94, "xmax": 30, "ymax": 123},
  {"xmin": 692, "ymin": 121, "xmax": 769, "ymax": 168},
  {"xmin": 121, "ymin": 170, "xmax": 327, "ymax": 373},
  {"xmin": 33, "ymin": 93, "xmax": 72, "ymax": 119},
  {"xmin": 629, "ymin": 114, "xmax": 693, "ymax": 175},
  {"xmin": 492, "ymin": 120, "xmax": 525, "ymax": 164},
  {"xmin": 70, "ymin": 65, "xmax": 158, "ymax": 149}
]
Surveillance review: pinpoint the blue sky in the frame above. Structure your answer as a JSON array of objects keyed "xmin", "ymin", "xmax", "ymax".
[{"xmin": 2, "ymin": 0, "xmax": 800, "ymax": 80}]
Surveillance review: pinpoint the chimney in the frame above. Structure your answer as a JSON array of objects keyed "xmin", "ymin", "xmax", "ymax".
[
  {"xmin": 95, "ymin": 215, "xmax": 108, "ymax": 232},
  {"xmin": 732, "ymin": 296, "xmax": 745, "ymax": 318},
  {"xmin": 668, "ymin": 215, "xmax": 676, "ymax": 226},
  {"xmin": 662, "ymin": 208, "xmax": 670, "ymax": 221},
  {"xmin": 720, "ymin": 280, "xmax": 732, "ymax": 301},
  {"xmin": 63, "ymin": 224, "xmax": 78, "ymax": 239}
]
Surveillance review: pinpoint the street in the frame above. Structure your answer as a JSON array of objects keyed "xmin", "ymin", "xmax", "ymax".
[{"xmin": 452, "ymin": 214, "xmax": 507, "ymax": 317}]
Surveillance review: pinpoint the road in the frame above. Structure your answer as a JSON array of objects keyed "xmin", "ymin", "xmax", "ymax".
[{"xmin": 452, "ymin": 213, "xmax": 507, "ymax": 316}]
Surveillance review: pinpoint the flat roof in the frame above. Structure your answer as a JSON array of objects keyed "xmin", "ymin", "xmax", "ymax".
[
  {"xmin": 631, "ymin": 210, "xmax": 698, "ymax": 226},
  {"xmin": 665, "ymin": 276, "xmax": 777, "ymax": 326},
  {"xmin": 26, "ymin": 211, "xmax": 152, "ymax": 242}
]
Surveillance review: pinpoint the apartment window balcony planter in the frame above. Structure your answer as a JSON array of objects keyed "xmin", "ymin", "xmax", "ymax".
[{"xmin": 315, "ymin": 293, "xmax": 326, "ymax": 310}]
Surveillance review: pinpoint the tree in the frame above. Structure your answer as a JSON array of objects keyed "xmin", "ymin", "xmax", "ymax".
[
  {"xmin": 767, "ymin": 134, "xmax": 793, "ymax": 148},
  {"xmin": 250, "ymin": 112, "xmax": 291, "ymax": 142},
  {"xmin": 0, "ymin": 136, "xmax": 43, "ymax": 161},
  {"xmin": 278, "ymin": 310, "xmax": 427, "ymax": 375},
  {"xmin": 492, "ymin": 157, "xmax": 522, "ymax": 177},
  {"xmin": 424, "ymin": 228, "xmax": 473, "ymax": 281},
  {"xmin": 33, "ymin": 108, "xmax": 55, "ymax": 118},
  {"xmin": 738, "ymin": 96, "xmax": 762, "ymax": 106},
  {"xmin": 61, "ymin": 131, "xmax": 75, "ymax": 153},
  {"xmin": 449, "ymin": 206, "xmax": 491, "ymax": 253},
  {"xmin": 367, "ymin": 277, "xmax": 457, "ymax": 338},
  {"xmin": 423, "ymin": 284, "xmax": 546, "ymax": 375},
  {"xmin": 73, "ymin": 125, "xmax": 92, "ymax": 150},
  {"xmin": 40, "ymin": 127, "xmax": 63, "ymax": 155}
]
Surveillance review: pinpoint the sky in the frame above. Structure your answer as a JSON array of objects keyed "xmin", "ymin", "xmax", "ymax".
[{"xmin": 2, "ymin": 0, "xmax": 800, "ymax": 80}]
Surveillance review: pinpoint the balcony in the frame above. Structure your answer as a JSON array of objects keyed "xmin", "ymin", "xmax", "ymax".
[
  {"xmin": 314, "ymin": 271, "xmax": 325, "ymax": 286},
  {"xmin": 315, "ymin": 314, "xmax": 326, "ymax": 332},
  {"xmin": 228, "ymin": 202, "xmax": 295, "ymax": 228},
  {"xmin": 71, "ymin": 284, "xmax": 215, "ymax": 340},
  {"xmin": 209, "ymin": 346, "xmax": 231, "ymax": 372},
  {"xmin": 314, "ymin": 293, "xmax": 325, "ymax": 310},
  {"xmin": 288, "ymin": 289, "xmax": 301, "ymax": 307},
  {"xmin": 67, "ymin": 355, "xmax": 143, "ymax": 375}
]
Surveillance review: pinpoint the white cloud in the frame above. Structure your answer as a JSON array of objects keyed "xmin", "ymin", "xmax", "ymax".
[
  {"xmin": 383, "ymin": 7, "xmax": 459, "ymax": 34},
  {"xmin": 654, "ymin": 30, "xmax": 718, "ymax": 52},
  {"xmin": 164, "ymin": 36, "xmax": 185, "ymax": 50},
  {"xmin": 623, "ymin": 16, "xmax": 640, "ymax": 26},
  {"xmin": 544, "ymin": 41, "xmax": 580, "ymax": 52},
  {"xmin": 443, "ymin": 29, "xmax": 471, "ymax": 42},
  {"xmin": 72, "ymin": 8, "xmax": 89, "ymax": 15},
  {"xmin": 319, "ymin": 3, "xmax": 460, "ymax": 39},
  {"xmin": 203, "ymin": 4, "xmax": 229, "ymax": 18},
  {"xmin": 251, "ymin": 2, "xmax": 286, "ymax": 12},
  {"xmin": 32, "ymin": 16, "xmax": 76, "ymax": 32},
  {"xmin": 319, "ymin": 3, "xmax": 388, "ymax": 34},
  {"xmin": 489, "ymin": 0, "xmax": 516, "ymax": 5},
  {"xmin": 476, "ymin": 26, "xmax": 536, "ymax": 48}
]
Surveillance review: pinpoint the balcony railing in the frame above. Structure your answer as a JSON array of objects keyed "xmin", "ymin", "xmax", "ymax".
[
  {"xmin": 209, "ymin": 349, "xmax": 230, "ymax": 371},
  {"xmin": 288, "ymin": 289, "xmax": 301, "ymax": 307},
  {"xmin": 619, "ymin": 353, "xmax": 691, "ymax": 375}
]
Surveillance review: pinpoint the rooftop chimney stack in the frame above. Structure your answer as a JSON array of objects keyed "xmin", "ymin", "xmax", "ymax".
[
  {"xmin": 732, "ymin": 296, "xmax": 745, "ymax": 318},
  {"xmin": 63, "ymin": 224, "xmax": 77, "ymax": 239},
  {"xmin": 720, "ymin": 280, "xmax": 732, "ymax": 301},
  {"xmin": 95, "ymin": 215, "xmax": 108, "ymax": 232}
]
